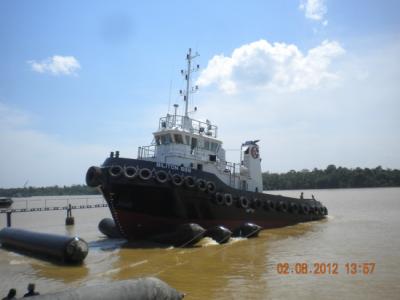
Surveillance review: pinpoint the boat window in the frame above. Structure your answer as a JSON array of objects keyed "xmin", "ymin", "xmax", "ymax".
[
  {"xmin": 155, "ymin": 136, "xmax": 161, "ymax": 145},
  {"xmin": 204, "ymin": 140, "xmax": 210, "ymax": 150},
  {"xmin": 160, "ymin": 134, "xmax": 172, "ymax": 145},
  {"xmin": 191, "ymin": 137, "xmax": 197, "ymax": 150},
  {"xmin": 174, "ymin": 134, "xmax": 183, "ymax": 144},
  {"xmin": 185, "ymin": 135, "xmax": 190, "ymax": 145},
  {"xmin": 210, "ymin": 142, "xmax": 218, "ymax": 152}
]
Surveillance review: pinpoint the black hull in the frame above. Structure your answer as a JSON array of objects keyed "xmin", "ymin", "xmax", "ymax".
[{"xmin": 87, "ymin": 157, "xmax": 327, "ymax": 240}]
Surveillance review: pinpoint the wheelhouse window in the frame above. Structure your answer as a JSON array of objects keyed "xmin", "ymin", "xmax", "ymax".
[
  {"xmin": 174, "ymin": 134, "xmax": 184, "ymax": 144},
  {"xmin": 155, "ymin": 136, "xmax": 161, "ymax": 145},
  {"xmin": 160, "ymin": 134, "xmax": 172, "ymax": 144},
  {"xmin": 185, "ymin": 135, "xmax": 190, "ymax": 145},
  {"xmin": 191, "ymin": 137, "xmax": 197, "ymax": 150},
  {"xmin": 210, "ymin": 142, "xmax": 218, "ymax": 152},
  {"xmin": 204, "ymin": 140, "xmax": 210, "ymax": 150}
]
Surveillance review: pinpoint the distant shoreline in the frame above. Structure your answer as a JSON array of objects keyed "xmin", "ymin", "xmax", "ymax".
[{"xmin": 1, "ymin": 165, "xmax": 399, "ymax": 197}]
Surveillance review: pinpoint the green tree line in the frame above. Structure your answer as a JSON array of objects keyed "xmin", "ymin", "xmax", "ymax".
[
  {"xmin": 1, "ymin": 165, "xmax": 399, "ymax": 196},
  {"xmin": 0, "ymin": 185, "xmax": 100, "ymax": 198},
  {"xmin": 263, "ymin": 165, "xmax": 400, "ymax": 190}
]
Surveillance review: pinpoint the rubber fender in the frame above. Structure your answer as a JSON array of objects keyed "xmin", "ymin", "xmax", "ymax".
[
  {"xmin": 86, "ymin": 166, "xmax": 103, "ymax": 187},
  {"xmin": 124, "ymin": 166, "xmax": 138, "ymax": 179},
  {"xmin": 155, "ymin": 170, "xmax": 169, "ymax": 183},
  {"xmin": 139, "ymin": 168, "xmax": 153, "ymax": 180},
  {"xmin": 0, "ymin": 228, "xmax": 88, "ymax": 264},
  {"xmin": 109, "ymin": 165, "xmax": 123, "ymax": 177},
  {"xmin": 232, "ymin": 223, "xmax": 262, "ymax": 238},
  {"xmin": 98, "ymin": 218, "xmax": 123, "ymax": 239},
  {"xmin": 171, "ymin": 174, "xmax": 184, "ymax": 186},
  {"xmin": 29, "ymin": 277, "xmax": 184, "ymax": 300},
  {"xmin": 205, "ymin": 225, "xmax": 232, "ymax": 244}
]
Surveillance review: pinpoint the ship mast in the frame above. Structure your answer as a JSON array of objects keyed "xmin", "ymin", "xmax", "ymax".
[{"xmin": 180, "ymin": 48, "xmax": 199, "ymax": 118}]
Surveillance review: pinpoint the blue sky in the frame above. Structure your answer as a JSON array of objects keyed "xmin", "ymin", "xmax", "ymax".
[{"xmin": 0, "ymin": 0, "xmax": 399, "ymax": 187}]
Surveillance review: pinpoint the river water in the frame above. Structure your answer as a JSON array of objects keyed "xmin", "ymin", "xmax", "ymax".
[{"xmin": 0, "ymin": 188, "xmax": 399, "ymax": 299}]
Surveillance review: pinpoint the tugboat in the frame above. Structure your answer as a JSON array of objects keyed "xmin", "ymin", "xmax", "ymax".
[{"xmin": 86, "ymin": 49, "xmax": 328, "ymax": 243}]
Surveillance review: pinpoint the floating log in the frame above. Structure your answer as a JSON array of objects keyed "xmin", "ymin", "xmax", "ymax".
[
  {"xmin": 0, "ymin": 228, "xmax": 88, "ymax": 264},
  {"xmin": 232, "ymin": 223, "xmax": 262, "ymax": 238},
  {"xmin": 98, "ymin": 218, "xmax": 123, "ymax": 238},
  {"xmin": 205, "ymin": 225, "xmax": 232, "ymax": 244},
  {"xmin": 29, "ymin": 277, "xmax": 184, "ymax": 300}
]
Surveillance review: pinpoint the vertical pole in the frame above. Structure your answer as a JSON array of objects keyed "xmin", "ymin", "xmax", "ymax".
[
  {"xmin": 184, "ymin": 48, "xmax": 191, "ymax": 118},
  {"xmin": 6, "ymin": 211, "xmax": 11, "ymax": 227}
]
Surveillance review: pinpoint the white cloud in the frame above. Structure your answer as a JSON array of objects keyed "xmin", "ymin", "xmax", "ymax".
[
  {"xmin": 299, "ymin": 0, "xmax": 328, "ymax": 25},
  {"xmin": 194, "ymin": 38, "xmax": 400, "ymax": 173},
  {"xmin": 28, "ymin": 55, "xmax": 81, "ymax": 76},
  {"xmin": 197, "ymin": 39, "xmax": 345, "ymax": 94}
]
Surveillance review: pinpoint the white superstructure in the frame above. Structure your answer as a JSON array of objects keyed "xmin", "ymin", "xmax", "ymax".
[{"xmin": 137, "ymin": 48, "xmax": 263, "ymax": 192}]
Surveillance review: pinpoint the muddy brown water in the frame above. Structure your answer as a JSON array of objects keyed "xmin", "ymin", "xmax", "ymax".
[{"xmin": 0, "ymin": 188, "xmax": 399, "ymax": 299}]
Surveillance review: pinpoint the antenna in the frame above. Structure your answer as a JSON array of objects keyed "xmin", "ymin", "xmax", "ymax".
[
  {"xmin": 167, "ymin": 79, "xmax": 173, "ymax": 114},
  {"xmin": 173, "ymin": 104, "xmax": 179, "ymax": 126},
  {"xmin": 180, "ymin": 48, "xmax": 200, "ymax": 118}
]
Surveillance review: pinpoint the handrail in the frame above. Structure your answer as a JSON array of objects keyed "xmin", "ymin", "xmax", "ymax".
[{"xmin": 158, "ymin": 115, "xmax": 218, "ymax": 138}]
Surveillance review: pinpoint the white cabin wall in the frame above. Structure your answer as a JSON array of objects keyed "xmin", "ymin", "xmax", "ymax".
[{"xmin": 242, "ymin": 145, "xmax": 263, "ymax": 192}]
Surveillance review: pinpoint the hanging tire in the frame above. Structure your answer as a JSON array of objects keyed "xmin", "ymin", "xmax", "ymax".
[
  {"xmin": 215, "ymin": 192, "xmax": 224, "ymax": 205},
  {"xmin": 251, "ymin": 198, "xmax": 261, "ymax": 209},
  {"xmin": 124, "ymin": 166, "xmax": 138, "ymax": 179},
  {"xmin": 206, "ymin": 181, "xmax": 216, "ymax": 194},
  {"xmin": 86, "ymin": 166, "xmax": 103, "ymax": 187},
  {"xmin": 318, "ymin": 206, "xmax": 324, "ymax": 215},
  {"xmin": 155, "ymin": 170, "xmax": 169, "ymax": 183},
  {"xmin": 278, "ymin": 200, "xmax": 288, "ymax": 212},
  {"xmin": 138, "ymin": 168, "xmax": 152, "ymax": 180},
  {"xmin": 224, "ymin": 194, "xmax": 233, "ymax": 206},
  {"xmin": 171, "ymin": 174, "xmax": 184, "ymax": 186},
  {"xmin": 197, "ymin": 179, "xmax": 207, "ymax": 192},
  {"xmin": 109, "ymin": 165, "xmax": 123, "ymax": 177},
  {"xmin": 290, "ymin": 202, "xmax": 299, "ymax": 214},
  {"xmin": 185, "ymin": 176, "xmax": 196, "ymax": 188},
  {"xmin": 263, "ymin": 200, "xmax": 275, "ymax": 211},
  {"xmin": 301, "ymin": 204, "xmax": 310, "ymax": 215},
  {"xmin": 323, "ymin": 206, "xmax": 328, "ymax": 215},
  {"xmin": 240, "ymin": 196, "xmax": 249, "ymax": 209},
  {"xmin": 310, "ymin": 206, "xmax": 317, "ymax": 215}
]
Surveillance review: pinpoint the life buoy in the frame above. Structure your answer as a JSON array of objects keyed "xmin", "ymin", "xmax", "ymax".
[
  {"xmin": 138, "ymin": 168, "xmax": 152, "ymax": 180},
  {"xmin": 278, "ymin": 200, "xmax": 288, "ymax": 212},
  {"xmin": 184, "ymin": 176, "xmax": 196, "ymax": 188},
  {"xmin": 109, "ymin": 165, "xmax": 123, "ymax": 177},
  {"xmin": 171, "ymin": 174, "xmax": 184, "ymax": 186},
  {"xmin": 290, "ymin": 202, "xmax": 299, "ymax": 213},
  {"xmin": 197, "ymin": 179, "xmax": 207, "ymax": 192},
  {"xmin": 206, "ymin": 181, "xmax": 216, "ymax": 194},
  {"xmin": 224, "ymin": 194, "xmax": 233, "ymax": 206},
  {"xmin": 124, "ymin": 166, "xmax": 138, "ymax": 179},
  {"xmin": 155, "ymin": 170, "xmax": 169, "ymax": 183},
  {"xmin": 250, "ymin": 146, "xmax": 259, "ymax": 159},
  {"xmin": 215, "ymin": 192, "xmax": 224, "ymax": 205},
  {"xmin": 240, "ymin": 196, "xmax": 249, "ymax": 209}
]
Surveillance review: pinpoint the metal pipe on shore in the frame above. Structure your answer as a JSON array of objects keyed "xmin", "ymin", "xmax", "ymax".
[{"xmin": 0, "ymin": 228, "xmax": 88, "ymax": 264}]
